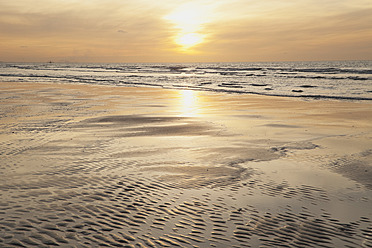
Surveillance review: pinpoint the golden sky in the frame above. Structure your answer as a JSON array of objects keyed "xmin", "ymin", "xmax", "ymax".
[{"xmin": 1, "ymin": 0, "xmax": 372, "ymax": 63}]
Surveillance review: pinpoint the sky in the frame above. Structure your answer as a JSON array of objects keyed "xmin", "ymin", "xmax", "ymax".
[{"xmin": 0, "ymin": 0, "xmax": 372, "ymax": 63}]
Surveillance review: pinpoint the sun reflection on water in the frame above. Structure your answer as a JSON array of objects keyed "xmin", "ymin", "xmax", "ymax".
[{"xmin": 179, "ymin": 90, "xmax": 200, "ymax": 116}]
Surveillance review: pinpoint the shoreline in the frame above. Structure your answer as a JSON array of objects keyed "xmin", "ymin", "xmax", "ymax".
[
  {"xmin": 1, "ymin": 81, "xmax": 371, "ymax": 247},
  {"xmin": 4, "ymin": 80, "xmax": 372, "ymax": 102}
]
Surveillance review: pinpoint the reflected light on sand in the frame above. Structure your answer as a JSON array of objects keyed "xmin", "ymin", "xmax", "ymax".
[{"xmin": 179, "ymin": 90, "xmax": 200, "ymax": 116}]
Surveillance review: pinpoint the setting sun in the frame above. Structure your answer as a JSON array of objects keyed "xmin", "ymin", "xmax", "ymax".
[
  {"xmin": 164, "ymin": 3, "xmax": 213, "ymax": 50},
  {"xmin": 176, "ymin": 33, "xmax": 205, "ymax": 49}
]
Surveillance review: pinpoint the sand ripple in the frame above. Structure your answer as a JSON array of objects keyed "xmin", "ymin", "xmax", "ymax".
[
  {"xmin": 1, "ymin": 83, "xmax": 372, "ymax": 247},
  {"xmin": 1, "ymin": 169, "xmax": 371, "ymax": 247}
]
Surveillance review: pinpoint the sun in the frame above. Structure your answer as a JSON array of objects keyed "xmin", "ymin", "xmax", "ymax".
[
  {"xmin": 164, "ymin": 3, "xmax": 212, "ymax": 50},
  {"xmin": 176, "ymin": 33, "xmax": 205, "ymax": 49}
]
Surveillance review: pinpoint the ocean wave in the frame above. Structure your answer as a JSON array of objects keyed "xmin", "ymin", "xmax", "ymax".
[
  {"xmin": 1, "ymin": 61, "xmax": 371, "ymax": 101},
  {"xmin": 279, "ymin": 75, "xmax": 370, "ymax": 81}
]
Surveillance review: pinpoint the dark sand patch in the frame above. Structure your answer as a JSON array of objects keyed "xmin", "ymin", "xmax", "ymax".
[
  {"xmin": 329, "ymin": 149, "xmax": 372, "ymax": 189},
  {"xmin": 83, "ymin": 115, "xmax": 184, "ymax": 125},
  {"xmin": 264, "ymin": 123, "xmax": 302, "ymax": 128},
  {"xmin": 197, "ymin": 147, "xmax": 282, "ymax": 166},
  {"xmin": 78, "ymin": 115, "xmax": 224, "ymax": 137},
  {"xmin": 143, "ymin": 165, "xmax": 253, "ymax": 188}
]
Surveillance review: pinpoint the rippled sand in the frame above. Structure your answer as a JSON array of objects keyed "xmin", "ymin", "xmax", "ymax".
[{"xmin": 1, "ymin": 82, "xmax": 372, "ymax": 247}]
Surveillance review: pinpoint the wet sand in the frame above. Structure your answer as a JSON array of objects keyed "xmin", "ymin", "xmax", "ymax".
[{"xmin": 1, "ymin": 81, "xmax": 372, "ymax": 247}]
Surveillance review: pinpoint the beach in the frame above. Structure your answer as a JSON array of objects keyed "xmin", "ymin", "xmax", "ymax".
[{"xmin": 1, "ymin": 81, "xmax": 372, "ymax": 247}]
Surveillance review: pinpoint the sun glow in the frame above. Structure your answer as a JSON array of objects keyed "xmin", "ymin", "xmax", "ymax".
[
  {"xmin": 179, "ymin": 90, "xmax": 200, "ymax": 116},
  {"xmin": 165, "ymin": 3, "xmax": 213, "ymax": 50},
  {"xmin": 176, "ymin": 33, "xmax": 205, "ymax": 48}
]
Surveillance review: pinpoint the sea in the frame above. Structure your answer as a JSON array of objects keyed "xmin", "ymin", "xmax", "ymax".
[{"xmin": 1, "ymin": 60, "xmax": 371, "ymax": 101}]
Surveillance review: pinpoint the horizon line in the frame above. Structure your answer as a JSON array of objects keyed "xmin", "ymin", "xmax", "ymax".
[{"xmin": 1, "ymin": 59, "xmax": 372, "ymax": 64}]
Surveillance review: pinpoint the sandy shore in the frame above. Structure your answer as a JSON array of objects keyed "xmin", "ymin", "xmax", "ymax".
[{"xmin": 1, "ymin": 81, "xmax": 372, "ymax": 247}]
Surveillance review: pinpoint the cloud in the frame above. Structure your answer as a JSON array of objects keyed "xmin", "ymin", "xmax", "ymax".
[
  {"xmin": 0, "ymin": 0, "xmax": 176, "ymax": 61},
  {"xmin": 195, "ymin": 2, "xmax": 372, "ymax": 61},
  {"xmin": 0, "ymin": 0, "xmax": 371, "ymax": 62}
]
